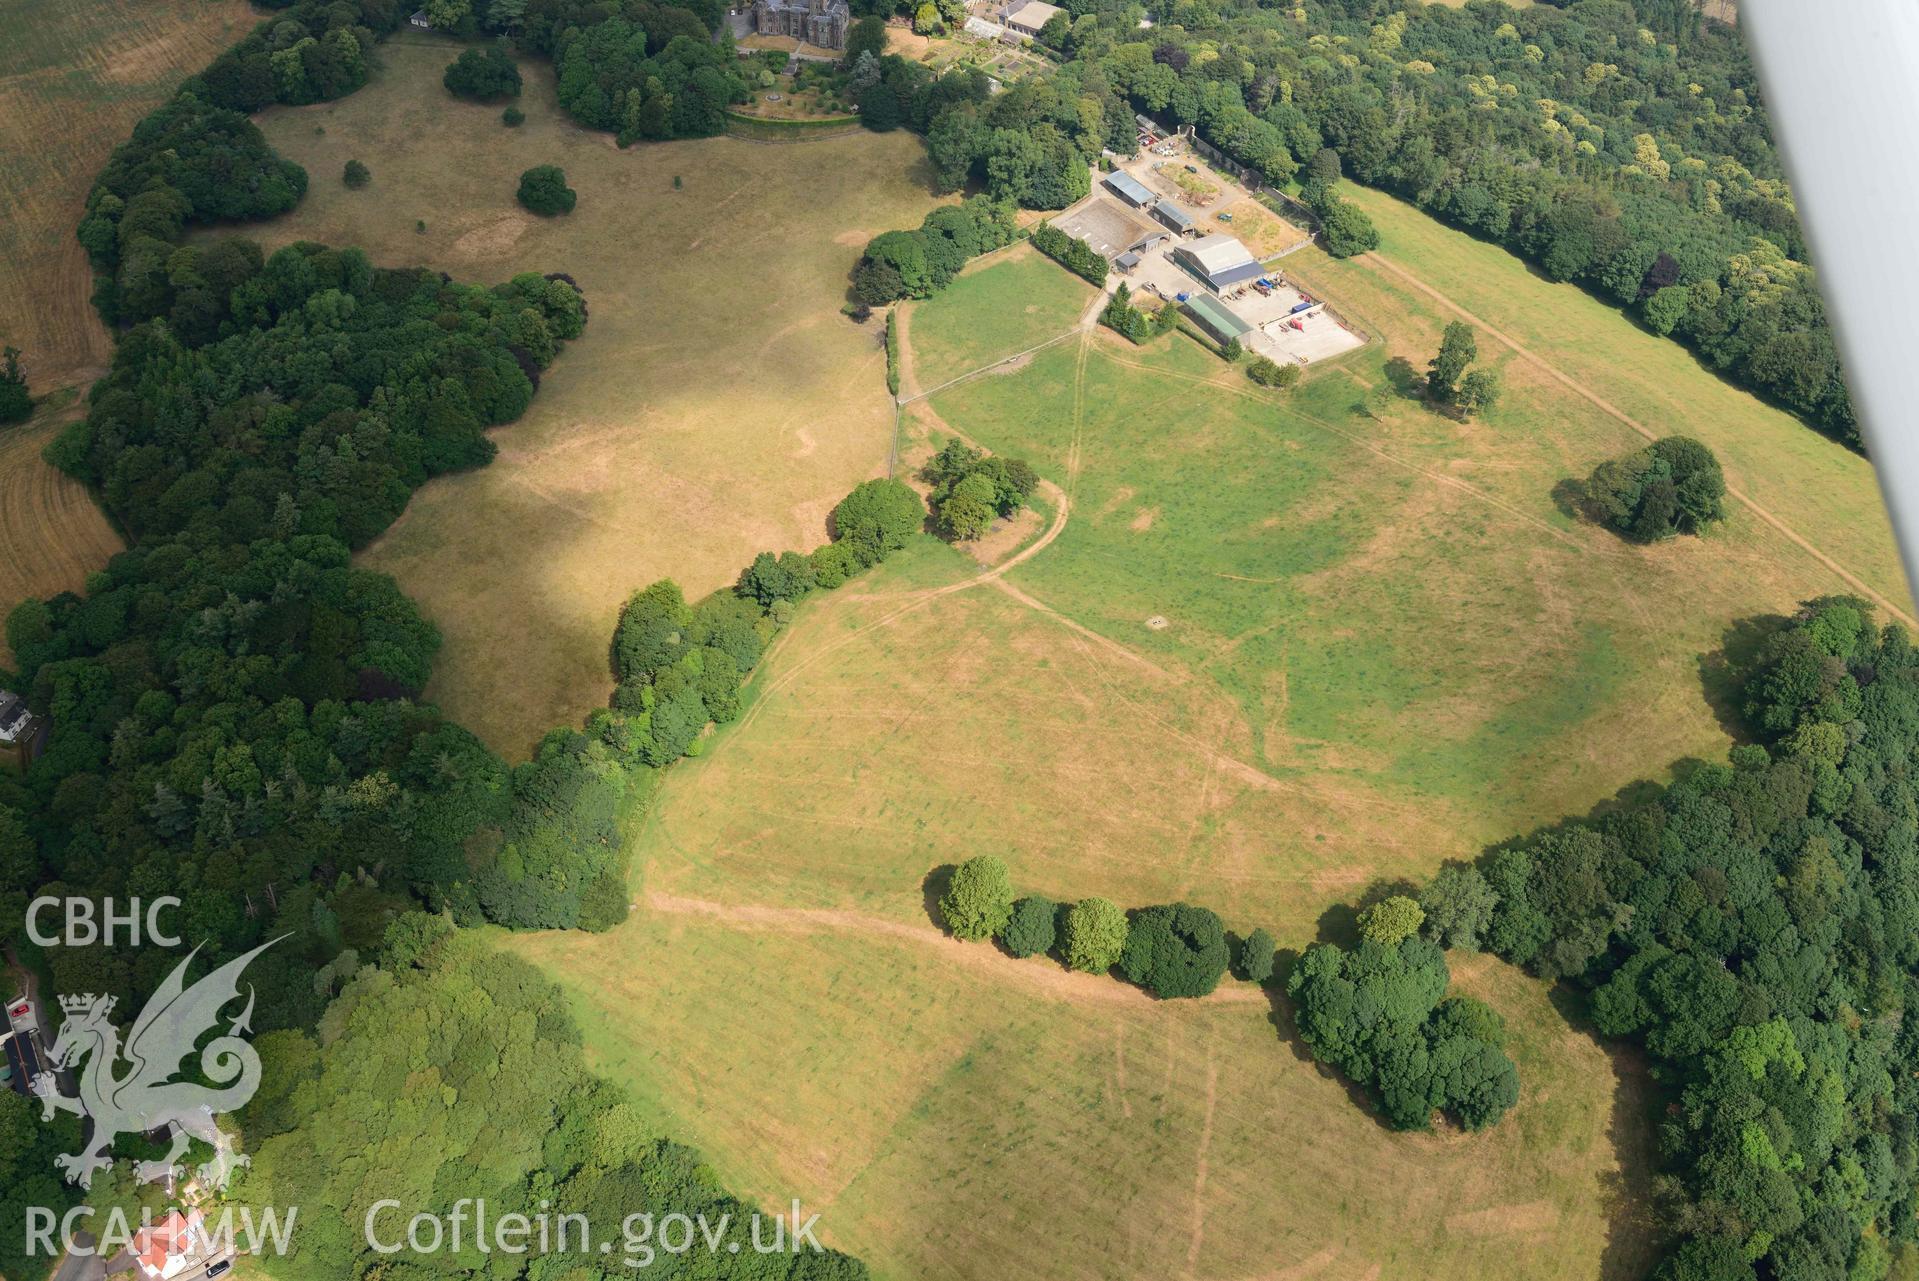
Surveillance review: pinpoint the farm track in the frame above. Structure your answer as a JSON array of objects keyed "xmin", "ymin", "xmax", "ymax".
[{"xmin": 642, "ymin": 890, "xmax": 1272, "ymax": 1010}]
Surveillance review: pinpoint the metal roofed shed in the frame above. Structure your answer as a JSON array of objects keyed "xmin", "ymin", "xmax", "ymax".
[
  {"xmin": 1102, "ymin": 171, "xmax": 1156, "ymax": 208},
  {"xmin": 1182, "ymin": 294, "xmax": 1251, "ymax": 345},
  {"xmin": 1115, "ymin": 250, "xmax": 1142, "ymax": 271},
  {"xmin": 1152, "ymin": 202, "xmax": 1196, "ymax": 234},
  {"xmin": 1173, "ymin": 232, "xmax": 1264, "ymax": 291}
]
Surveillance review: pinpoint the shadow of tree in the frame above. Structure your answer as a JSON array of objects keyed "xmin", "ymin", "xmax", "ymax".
[
  {"xmin": 920, "ymin": 864, "xmax": 954, "ymax": 934},
  {"xmin": 1383, "ymin": 354, "xmax": 1423, "ymax": 397},
  {"xmin": 1697, "ymin": 613, "xmax": 1787, "ymax": 742},
  {"xmin": 1261, "ymin": 956, "xmax": 1399, "ymax": 1131}
]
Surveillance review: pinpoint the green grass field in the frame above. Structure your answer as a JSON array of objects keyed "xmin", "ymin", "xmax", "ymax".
[
  {"xmin": 508, "ymin": 164, "xmax": 1912, "ymax": 1281},
  {"xmin": 898, "ymin": 243, "xmax": 1095, "ymax": 391},
  {"xmin": 248, "ymin": 35, "xmax": 944, "ymax": 755},
  {"xmin": 1297, "ymin": 184, "xmax": 1912, "ymax": 623},
  {"xmin": 508, "ymin": 536, "xmax": 1656, "ymax": 1278}
]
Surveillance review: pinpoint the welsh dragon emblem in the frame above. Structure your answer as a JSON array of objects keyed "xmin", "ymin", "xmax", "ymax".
[{"xmin": 32, "ymin": 938, "xmax": 280, "ymax": 1191}]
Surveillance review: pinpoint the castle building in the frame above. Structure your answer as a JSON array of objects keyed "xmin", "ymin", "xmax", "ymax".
[{"xmin": 751, "ymin": 0, "xmax": 851, "ymax": 49}]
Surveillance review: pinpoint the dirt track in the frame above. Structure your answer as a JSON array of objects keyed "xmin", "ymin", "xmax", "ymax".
[{"xmin": 643, "ymin": 890, "xmax": 1271, "ymax": 1009}]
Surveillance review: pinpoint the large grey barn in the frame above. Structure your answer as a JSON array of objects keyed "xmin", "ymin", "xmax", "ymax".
[{"xmin": 1173, "ymin": 233, "xmax": 1264, "ymax": 292}]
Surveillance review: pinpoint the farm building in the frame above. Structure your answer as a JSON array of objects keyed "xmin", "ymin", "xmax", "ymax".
[
  {"xmin": 1151, "ymin": 202, "xmax": 1196, "ymax": 235},
  {"xmin": 1174, "ymin": 233, "xmax": 1263, "ymax": 291},
  {"xmin": 1000, "ymin": 0, "xmax": 1063, "ymax": 38},
  {"xmin": 1115, "ymin": 250, "xmax": 1142, "ymax": 272},
  {"xmin": 1102, "ymin": 171, "xmax": 1156, "ymax": 208},
  {"xmin": 409, "ymin": 9, "xmax": 431, "ymax": 26},
  {"xmin": 1182, "ymin": 294, "xmax": 1252, "ymax": 346}
]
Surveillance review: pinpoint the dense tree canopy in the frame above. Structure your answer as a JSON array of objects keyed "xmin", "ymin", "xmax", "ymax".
[
  {"xmin": 1062, "ymin": 896, "xmax": 1128, "ymax": 974},
  {"xmin": 1373, "ymin": 596, "xmax": 1919, "ymax": 1278},
  {"xmin": 240, "ymin": 928, "xmax": 869, "ymax": 1279},
  {"xmin": 0, "ymin": 346, "xmax": 30, "ymax": 424},
  {"xmin": 443, "ymin": 45, "xmax": 523, "ymax": 100},
  {"xmin": 1289, "ymin": 935, "xmax": 1518, "ymax": 1132}
]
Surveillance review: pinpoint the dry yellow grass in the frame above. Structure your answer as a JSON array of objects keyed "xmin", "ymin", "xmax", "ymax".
[
  {"xmin": 0, "ymin": 0, "xmax": 257, "ymax": 392},
  {"xmin": 247, "ymin": 37, "xmax": 945, "ymax": 755},
  {"xmin": 0, "ymin": 402, "xmax": 123, "ymax": 667}
]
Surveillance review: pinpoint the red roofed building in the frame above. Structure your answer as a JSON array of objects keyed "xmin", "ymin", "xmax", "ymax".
[{"xmin": 132, "ymin": 1210, "xmax": 211, "ymax": 1280}]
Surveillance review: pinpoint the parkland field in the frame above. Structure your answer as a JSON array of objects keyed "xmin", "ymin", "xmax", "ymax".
[
  {"xmin": 0, "ymin": 0, "xmax": 256, "ymax": 390},
  {"xmin": 508, "ymin": 179, "xmax": 1910, "ymax": 1277},
  {"xmin": 0, "ymin": 0, "xmax": 246, "ymax": 658},
  {"xmin": 249, "ymin": 35, "xmax": 943, "ymax": 753}
]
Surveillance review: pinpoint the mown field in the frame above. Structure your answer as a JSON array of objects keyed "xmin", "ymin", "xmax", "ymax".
[
  {"xmin": 509, "ymin": 170, "xmax": 1913, "ymax": 1280},
  {"xmin": 898, "ymin": 243, "xmax": 1094, "ymax": 391},
  {"xmin": 0, "ymin": 399, "xmax": 123, "ymax": 668},
  {"xmin": 511, "ymin": 546, "xmax": 1657, "ymax": 1281},
  {"xmin": 249, "ymin": 35, "xmax": 944, "ymax": 755},
  {"xmin": 0, "ymin": 0, "xmax": 256, "ymax": 391}
]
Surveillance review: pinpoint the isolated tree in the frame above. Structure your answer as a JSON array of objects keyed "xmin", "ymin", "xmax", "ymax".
[
  {"xmin": 1584, "ymin": 436, "xmax": 1726, "ymax": 541},
  {"xmin": 0, "ymin": 346, "xmax": 30, "ymax": 424},
  {"xmin": 1313, "ymin": 195, "xmax": 1378, "ymax": 258},
  {"xmin": 939, "ymin": 855, "xmax": 1015, "ymax": 941},
  {"xmin": 517, "ymin": 165, "xmax": 577, "ymax": 215},
  {"xmin": 503, "ymin": 106, "xmax": 526, "ymax": 127},
  {"xmin": 1120, "ymin": 903, "xmax": 1230, "ymax": 998},
  {"xmin": 1456, "ymin": 368, "xmax": 1501, "ymax": 416},
  {"xmin": 1062, "ymin": 897, "xmax": 1128, "ymax": 973},
  {"xmin": 1220, "ymin": 337, "xmax": 1242, "ymax": 362},
  {"xmin": 1237, "ymin": 927, "xmax": 1276, "ymax": 984},
  {"xmin": 1001, "ymin": 895, "xmax": 1058, "ymax": 958},
  {"xmin": 1428, "ymin": 322, "xmax": 1477, "ymax": 403},
  {"xmin": 1358, "ymin": 895, "xmax": 1426, "ymax": 946},
  {"xmin": 342, "ymin": 159, "xmax": 370, "ymax": 189},
  {"xmin": 832, "ymin": 478, "xmax": 922, "ymax": 565},
  {"xmin": 444, "ymin": 47, "xmax": 521, "ymax": 101}
]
